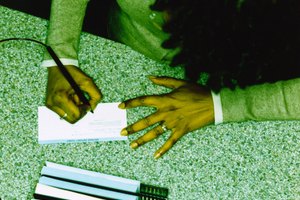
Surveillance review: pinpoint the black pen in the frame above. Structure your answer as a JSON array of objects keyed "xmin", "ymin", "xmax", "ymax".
[
  {"xmin": 0, "ymin": 37, "xmax": 93, "ymax": 113},
  {"xmin": 46, "ymin": 46, "xmax": 93, "ymax": 113}
]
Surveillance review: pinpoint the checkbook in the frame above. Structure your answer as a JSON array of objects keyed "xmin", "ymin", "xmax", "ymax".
[{"xmin": 38, "ymin": 103, "xmax": 127, "ymax": 144}]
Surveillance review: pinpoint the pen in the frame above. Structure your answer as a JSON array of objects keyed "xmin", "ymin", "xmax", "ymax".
[
  {"xmin": 0, "ymin": 37, "xmax": 93, "ymax": 113},
  {"xmin": 46, "ymin": 46, "xmax": 93, "ymax": 113}
]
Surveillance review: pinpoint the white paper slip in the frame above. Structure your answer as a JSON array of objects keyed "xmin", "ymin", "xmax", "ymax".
[{"xmin": 38, "ymin": 103, "xmax": 127, "ymax": 144}]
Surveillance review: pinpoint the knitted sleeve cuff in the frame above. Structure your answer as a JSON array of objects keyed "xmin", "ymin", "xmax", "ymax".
[
  {"xmin": 211, "ymin": 91, "xmax": 223, "ymax": 124},
  {"xmin": 41, "ymin": 58, "xmax": 79, "ymax": 68}
]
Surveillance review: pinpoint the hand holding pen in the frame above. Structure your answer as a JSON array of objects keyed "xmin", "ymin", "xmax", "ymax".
[
  {"xmin": 0, "ymin": 38, "xmax": 102, "ymax": 124},
  {"xmin": 46, "ymin": 64, "xmax": 102, "ymax": 124},
  {"xmin": 45, "ymin": 45, "xmax": 102, "ymax": 123}
]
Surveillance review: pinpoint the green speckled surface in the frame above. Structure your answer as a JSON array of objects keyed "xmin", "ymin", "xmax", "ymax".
[{"xmin": 0, "ymin": 6, "xmax": 300, "ymax": 200}]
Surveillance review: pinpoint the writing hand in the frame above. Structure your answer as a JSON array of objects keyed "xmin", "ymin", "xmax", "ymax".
[
  {"xmin": 46, "ymin": 65, "xmax": 102, "ymax": 123},
  {"xmin": 118, "ymin": 76, "xmax": 214, "ymax": 159}
]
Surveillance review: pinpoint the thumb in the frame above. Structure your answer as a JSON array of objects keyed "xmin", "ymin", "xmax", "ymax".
[
  {"xmin": 79, "ymin": 80, "xmax": 102, "ymax": 111},
  {"xmin": 148, "ymin": 76, "xmax": 187, "ymax": 89}
]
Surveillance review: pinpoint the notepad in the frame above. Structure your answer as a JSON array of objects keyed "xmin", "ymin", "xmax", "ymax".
[{"xmin": 38, "ymin": 103, "xmax": 127, "ymax": 144}]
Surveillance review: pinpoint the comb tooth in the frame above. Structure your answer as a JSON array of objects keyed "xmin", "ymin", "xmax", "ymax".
[{"xmin": 140, "ymin": 184, "xmax": 168, "ymax": 200}]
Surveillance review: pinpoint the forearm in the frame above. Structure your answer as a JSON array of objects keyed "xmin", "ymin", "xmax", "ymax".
[
  {"xmin": 43, "ymin": 0, "xmax": 89, "ymax": 62},
  {"xmin": 220, "ymin": 78, "xmax": 300, "ymax": 122}
]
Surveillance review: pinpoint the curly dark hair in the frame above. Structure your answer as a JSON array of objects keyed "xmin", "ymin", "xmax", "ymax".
[{"xmin": 151, "ymin": 0, "xmax": 300, "ymax": 92}]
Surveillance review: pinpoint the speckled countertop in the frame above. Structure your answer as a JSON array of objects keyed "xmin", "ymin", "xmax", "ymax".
[{"xmin": 0, "ymin": 6, "xmax": 299, "ymax": 200}]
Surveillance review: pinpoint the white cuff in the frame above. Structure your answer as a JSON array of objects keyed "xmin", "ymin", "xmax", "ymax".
[
  {"xmin": 211, "ymin": 91, "xmax": 223, "ymax": 124},
  {"xmin": 41, "ymin": 58, "xmax": 79, "ymax": 68}
]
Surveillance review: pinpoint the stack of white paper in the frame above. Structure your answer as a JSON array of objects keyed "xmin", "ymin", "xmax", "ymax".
[{"xmin": 38, "ymin": 103, "xmax": 127, "ymax": 144}]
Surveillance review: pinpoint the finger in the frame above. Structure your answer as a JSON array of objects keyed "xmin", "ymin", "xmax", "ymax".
[
  {"xmin": 48, "ymin": 105, "xmax": 75, "ymax": 123},
  {"xmin": 130, "ymin": 125, "xmax": 165, "ymax": 149},
  {"xmin": 53, "ymin": 93, "xmax": 83, "ymax": 123},
  {"xmin": 79, "ymin": 79, "xmax": 102, "ymax": 111},
  {"xmin": 149, "ymin": 76, "xmax": 187, "ymax": 89},
  {"xmin": 120, "ymin": 112, "xmax": 163, "ymax": 135},
  {"xmin": 69, "ymin": 93, "xmax": 81, "ymax": 106},
  {"xmin": 48, "ymin": 105, "xmax": 67, "ymax": 119},
  {"xmin": 118, "ymin": 95, "xmax": 162, "ymax": 109},
  {"xmin": 68, "ymin": 93, "xmax": 91, "ymax": 117},
  {"xmin": 73, "ymin": 94, "xmax": 81, "ymax": 105},
  {"xmin": 154, "ymin": 129, "xmax": 184, "ymax": 159}
]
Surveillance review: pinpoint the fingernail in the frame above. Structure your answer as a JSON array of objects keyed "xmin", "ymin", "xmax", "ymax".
[
  {"xmin": 130, "ymin": 142, "xmax": 138, "ymax": 149},
  {"xmin": 120, "ymin": 128, "xmax": 128, "ymax": 136},
  {"xmin": 154, "ymin": 152, "xmax": 161, "ymax": 159},
  {"xmin": 118, "ymin": 102, "xmax": 125, "ymax": 109},
  {"xmin": 148, "ymin": 75, "xmax": 156, "ymax": 79}
]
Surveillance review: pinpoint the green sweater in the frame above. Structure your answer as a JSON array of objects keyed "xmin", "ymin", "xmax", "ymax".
[{"xmin": 44, "ymin": 0, "xmax": 300, "ymax": 123}]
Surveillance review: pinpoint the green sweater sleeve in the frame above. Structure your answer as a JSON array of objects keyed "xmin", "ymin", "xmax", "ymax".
[
  {"xmin": 44, "ymin": 0, "xmax": 89, "ymax": 60},
  {"xmin": 220, "ymin": 78, "xmax": 300, "ymax": 122}
]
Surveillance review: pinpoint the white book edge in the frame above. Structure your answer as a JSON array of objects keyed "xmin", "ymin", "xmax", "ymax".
[
  {"xmin": 46, "ymin": 161, "xmax": 140, "ymax": 188},
  {"xmin": 34, "ymin": 183, "xmax": 105, "ymax": 200},
  {"xmin": 39, "ymin": 176, "xmax": 138, "ymax": 200}
]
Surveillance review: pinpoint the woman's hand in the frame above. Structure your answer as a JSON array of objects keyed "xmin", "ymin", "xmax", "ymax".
[
  {"xmin": 46, "ymin": 65, "xmax": 102, "ymax": 123},
  {"xmin": 118, "ymin": 76, "xmax": 215, "ymax": 159}
]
